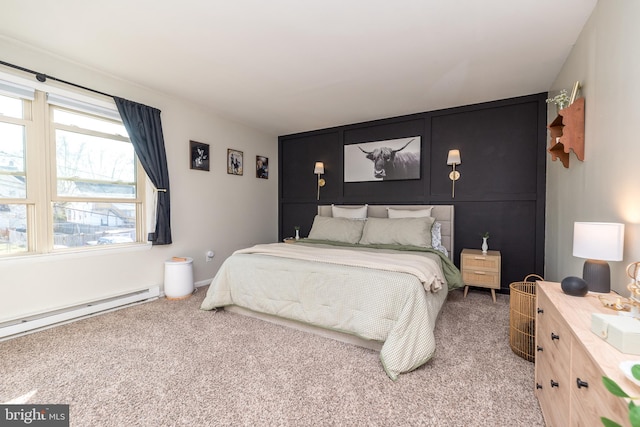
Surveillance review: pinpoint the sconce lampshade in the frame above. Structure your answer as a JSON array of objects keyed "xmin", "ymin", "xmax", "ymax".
[
  {"xmin": 314, "ymin": 162, "xmax": 325, "ymax": 175},
  {"xmin": 447, "ymin": 149, "xmax": 461, "ymax": 165},
  {"xmin": 573, "ymin": 222, "xmax": 624, "ymax": 293}
]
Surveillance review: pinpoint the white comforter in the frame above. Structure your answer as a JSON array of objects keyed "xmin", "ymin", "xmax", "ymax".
[
  {"xmin": 234, "ymin": 243, "xmax": 446, "ymax": 292},
  {"xmin": 201, "ymin": 243, "xmax": 449, "ymax": 380}
]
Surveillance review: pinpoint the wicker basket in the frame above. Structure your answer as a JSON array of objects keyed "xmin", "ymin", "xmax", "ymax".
[{"xmin": 509, "ymin": 274, "xmax": 543, "ymax": 362}]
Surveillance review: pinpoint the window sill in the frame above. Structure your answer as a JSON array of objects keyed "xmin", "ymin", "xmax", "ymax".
[{"xmin": 0, "ymin": 242, "xmax": 152, "ymax": 265}]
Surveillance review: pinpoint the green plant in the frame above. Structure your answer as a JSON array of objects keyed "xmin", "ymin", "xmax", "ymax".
[
  {"xmin": 602, "ymin": 364, "xmax": 640, "ymax": 427},
  {"xmin": 546, "ymin": 89, "xmax": 570, "ymax": 110},
  {"xmin": 480, "ymin": 232, "xmax": 489, "ymax": 239},
  {"xmin": 294, "ymin": 226, "xmax": 300, "ymax": 231}
]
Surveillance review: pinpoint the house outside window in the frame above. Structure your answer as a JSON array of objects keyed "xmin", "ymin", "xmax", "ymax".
[{"xmin": 0, "ymin": 79, "xmax": 146, "ymax": 256}]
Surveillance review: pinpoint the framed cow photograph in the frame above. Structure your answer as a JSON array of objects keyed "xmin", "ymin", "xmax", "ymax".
[{"xmin": 343, "ymin": 136, "xmax": 421, "ymax": 182}]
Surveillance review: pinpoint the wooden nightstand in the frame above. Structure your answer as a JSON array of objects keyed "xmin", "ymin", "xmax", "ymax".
[
  {"xmin": 461, "ymin": 248, "xmax": 501, "ymax": 303},
  {"xmin": 283, "ymin": 238, "xmax": 297, "ymax": 244}
]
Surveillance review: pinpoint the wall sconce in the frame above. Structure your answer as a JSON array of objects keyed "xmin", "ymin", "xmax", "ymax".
[
  {"xmin": 314, "ymin": 161, "xmax": 325, "ymax": 200},
  {"xmin": 573, "ymin": 222, "xmax": 625, "ymax": 293},
  {"xmin": 447, "ymin": 149, "xmax": 461, "ymax": 198}
]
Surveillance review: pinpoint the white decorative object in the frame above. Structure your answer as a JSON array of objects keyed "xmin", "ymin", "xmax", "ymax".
[
  {"xmin": 295, "ymin": 229, "xmax": 300, "ymax": 240},
  {"xmin": 164, "ymin": 257, "xmax": 194, "ymax": 299},
  {"xmin": 546, "ymin": 89, "xmax": 570, "ymax": 111},
  {"xmin": 620, "ymin": 360, "xmax": 640, "ymax": 386},
  {"xmin": 482, "ymin": 237, "xmax": 488, "ymax": 254},
  {"xmin": 591, "ymin": 313, "xmax": 640, "ymax": 355}
]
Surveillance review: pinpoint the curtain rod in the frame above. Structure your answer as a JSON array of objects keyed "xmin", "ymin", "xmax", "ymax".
[{"xmin": 0, "ymin": 60, "xmax": 114, "ymax": 99}]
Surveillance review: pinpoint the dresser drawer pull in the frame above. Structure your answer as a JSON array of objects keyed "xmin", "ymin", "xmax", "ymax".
[
  {"xmin": 473, "ymin": 256, "xmax": 487, "ymax": 260},
  {"xmin": 537, "ymin": 308, "xmax": 544, "ymax": 314},
  {"xmin": 551, "ymin": 333, "xmax": 560, "ymax": 341},
  {"xmin": 576, "ymin": 378, "xmax": 589, "ymax": 389},
  {"xmin": 550, "ymin": 380, "xmax": 559, "ymax": 388},
  {"xmin": 537, "ymin": 346, "xmax": 543, "ymax": 352},
  {"xmin": 473, "ymin": 271, "xmax": 487, "ymax": 275},
  {"xmin": 536, "ymin": 383, "xmax": 543, "ymax": 390}
]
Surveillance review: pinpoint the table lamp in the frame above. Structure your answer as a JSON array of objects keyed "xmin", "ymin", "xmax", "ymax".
[{"xmin": 573, "ymin": 222, "xmax": 624, "ymax": 293}]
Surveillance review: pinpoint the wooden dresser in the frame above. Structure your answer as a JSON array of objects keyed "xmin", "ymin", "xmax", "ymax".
[{"xmin": 535, "ymin": 281, "xmax": 640, "ymax": 426}]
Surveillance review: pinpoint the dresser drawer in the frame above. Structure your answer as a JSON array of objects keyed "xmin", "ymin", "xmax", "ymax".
[
  {"xmin": 461, "ymin": 270, "xmax": 500, "ymax": 288},
  {"xmin": 570, "ymin": 336, "xmax": 629, "ymax": 427},
  {"xmin": 535, "ymin": 284, "xmax": 572, "ymax": 426},
  {"xmin": 536, "ymin": 354, "xmax": 570, "ymax": 427}
]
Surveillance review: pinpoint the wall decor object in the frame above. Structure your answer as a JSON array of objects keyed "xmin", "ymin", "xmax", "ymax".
[
  {"xmin": 447, "ymin": 149, "xmax": 461, "ymax": 198},
  {"xmin": 227, "ymin": 149, "xmax": 243, "ymax": 175},
  {"xmin": 190, "ymin": 140, "xmax": 209, "ymax": 171},
  {"xmin": 547, "ymin": 96, "xmax": 585, "ymax": 168},
  {"xmin": 256, "ymin": 155, "xmax": 268, "ymax": 179},
  {"xmin": 314, "ymin": 161, "xmax": 325, "ymax": 200},
  {"xmin": 343, "ymin": 136, "xmax": 421, "ymax": 182},
  {"xmin": 569, "ymin": 81, "xmax": 582, "ymax": 105}
]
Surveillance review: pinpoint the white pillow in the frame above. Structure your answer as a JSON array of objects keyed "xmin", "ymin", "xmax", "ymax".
[
  {"xmin": 308, "ymin": 215, "xmax": 366, "ymax": 244},
  {"xmin": 387, "ymin": 207, "xmax": 433, "ymax": 218},
  {"xmin": 332, "ymin": 204, "xmax": 368, "ymax": 219},
  {"xmin": 359, "ymin": 217, "xmax": 434, "ymax": 248},
  {"xmin": 431, "ymin": 222, "xmax": 448, "ymax": 257}
]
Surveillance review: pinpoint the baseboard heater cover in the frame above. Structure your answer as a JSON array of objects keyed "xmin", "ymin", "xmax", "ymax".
[{"xmin": 0, "ymin": 286, "xmax": 160, "ymax": 341}]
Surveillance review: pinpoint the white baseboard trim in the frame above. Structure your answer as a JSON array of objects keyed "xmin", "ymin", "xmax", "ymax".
[
  {"xmin": 0, "ymin": 286, "xmax": 160, "ymax": 341},
  {"xmin": 195, "ymin": 279, "xmax": 211, "ymax": 288}
]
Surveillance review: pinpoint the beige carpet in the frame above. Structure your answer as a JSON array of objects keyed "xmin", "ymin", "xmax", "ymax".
[{"xmin": 0, "ymin": 287, "xmax": 544, "ymax": 426}]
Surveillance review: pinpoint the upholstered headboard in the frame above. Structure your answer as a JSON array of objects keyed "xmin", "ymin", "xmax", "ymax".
[{"xmin": 317, "ymin": 205, "xmax": 454, "ymax": 260}]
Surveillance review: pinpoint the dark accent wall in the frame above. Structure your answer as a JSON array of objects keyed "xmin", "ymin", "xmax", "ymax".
[{"xmin": 278, "ymin": 93, "xmax": 547, "ymax": 293}]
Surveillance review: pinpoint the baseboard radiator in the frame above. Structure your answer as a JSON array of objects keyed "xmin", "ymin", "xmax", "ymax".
[{"xmin": 0, "ymin": 286, "xmax": 160, "ymax": 341}]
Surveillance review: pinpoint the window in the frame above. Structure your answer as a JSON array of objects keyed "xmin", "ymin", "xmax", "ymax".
[{"xmin": 0, "ymin": 79, "xmax": 145, "ymax": 256}]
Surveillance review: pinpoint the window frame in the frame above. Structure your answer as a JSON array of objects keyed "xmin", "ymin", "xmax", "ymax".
[{"xmin": 0, "ymin": 80, "xmax": 147, "ymax": 257}]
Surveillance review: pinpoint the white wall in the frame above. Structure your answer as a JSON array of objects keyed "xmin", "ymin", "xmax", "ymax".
[
  {"xmin": 0, "ymin": 37, "xmax": 278, "ymax": 322},
  {"xmin": 545, "ymin": 0, "xmax": 640, "ymax": 294}
]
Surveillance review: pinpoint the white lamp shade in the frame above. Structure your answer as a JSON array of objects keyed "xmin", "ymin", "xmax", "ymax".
[
  {"xmin": 573, "ymin": 222, "xmax": 624, "ymax": 261},
  {"xmin": 314, "ymin": 162, "xmax": 324, "ymax": 174},
  {"xmin": 447, "ymin": 149, "xmax": 461, "ymax": 165}
]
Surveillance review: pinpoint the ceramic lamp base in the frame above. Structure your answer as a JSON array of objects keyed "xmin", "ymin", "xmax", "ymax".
[{"xmin": 583, "ymin": 259, "xmax": 611, "ymax": 293}]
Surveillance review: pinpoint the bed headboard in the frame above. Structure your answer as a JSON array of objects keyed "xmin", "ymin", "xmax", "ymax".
[{"xmin": 317, "ymin": 205, "xmax": 454, "ymax": 260}]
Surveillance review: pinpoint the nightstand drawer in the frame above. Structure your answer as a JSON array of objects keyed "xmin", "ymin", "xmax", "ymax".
[
  {"xmin": 461, "ymin": 253, "xmax": 500, "ymax": 272},
  {"xmin": 462, "ymin": 270, "xmax": 500, "ymax": 288}
]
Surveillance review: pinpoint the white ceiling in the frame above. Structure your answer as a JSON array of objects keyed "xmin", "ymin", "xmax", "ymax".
[{"xmin": 1, "ymin": 0, "xmax": 597, "ymax": 136}]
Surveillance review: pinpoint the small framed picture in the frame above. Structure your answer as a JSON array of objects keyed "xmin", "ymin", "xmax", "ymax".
[
  {"xmin": 227, "ymin": 149, "xmax": 243, "ymax": 175},
  {"xmin": 256, "ymin": 155, "xmax": 268, "ymax": 179},
  {"xmin": 190, "ymin": 140, "xmax": 209, "ymax": 171}
]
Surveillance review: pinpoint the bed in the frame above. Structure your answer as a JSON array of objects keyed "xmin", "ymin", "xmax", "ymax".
[{"xmin": 200, "ymin": 204, "xmax": 463, "ymax": 380}]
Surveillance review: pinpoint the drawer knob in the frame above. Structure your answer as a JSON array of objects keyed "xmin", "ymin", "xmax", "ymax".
[
  {"xmin": 536, "ymin": 383, "xmax": 543, "ymax": 390},
  {"xmin": 537, "ymin": 308, "xmax": 544, "ymax": 314},
  {"xmin": 551, "ymin": 333, "xmax": 560, "ymax": 341},
  {"xmin": 537, "ymin": 345, "xmax": 543, "ymax": 352},
  {"xmin": 550, "ymin": 380, "xmax": 559, "ymax": 388},
  {"xmin": 576, "ymin": 378, "xmax": 589, "ymax": 389}
]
